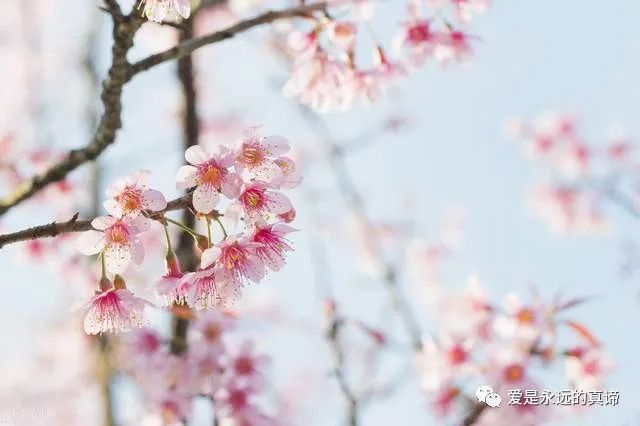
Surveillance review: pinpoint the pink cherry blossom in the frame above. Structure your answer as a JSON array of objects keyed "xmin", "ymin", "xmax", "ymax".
[
  {"xmin": 273, "ymin": 156, "xmax": 302, "ymax": 189},
  {"xmin": 139, "ymin": 0, "xmax": 191, "ymax": 23},
  {"xmin": 83, "ymin": 279, "xmax": 150, "ymax": 335},
  {"xmin": 234, "ymin": 127, "xmax": 291, "ymax": 183},
  {"xmin": 176, "ymin": 145, "xmax": 241, "ymax": 214},
  {"xmin": 188, "ymin": 310, "xmax": 236, "ymax": 349},
  {"xmin": 234, "ymin": 181, "xmax": 292, "ymax": 222},
  {"xmin": 182, "ymin": 267, "xmax": 227, "ymax": 310},
  {"xmin": 103, "ymin": 170, "xmax": 167, "ymax": 218},
  {"xmin": 156, "ymin": 254, "xmax": 188, "ymax": 305},
  {"xmin": 225, "ymin": 341, "xmax": 270, "ymax": 386},
  {"xmin": 77, "ymin": 215, "xmax": 149, "ymax": 274},
  {"xmin": 201, "ymin": 237, "xmax": 265, "ymax": 286},
  {"xmin": 251, "ymin": 222, "xmax": 295, "ymax": 271},
  {"xmin": 283, "ymin": 46, "xmax": 356, "ymax": 113}
]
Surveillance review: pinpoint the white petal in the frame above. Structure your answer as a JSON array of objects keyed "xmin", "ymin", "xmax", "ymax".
[
  {"xmin": 185, "ymin": 145, "xmax": 208, "ymax": 165},
  {"xmin": 200, "ymin": 247, "xmax": 221, "ymax": 269},
  {"xmin": 193, "ymin": 184, "xmax": 219, "ymax": 214},
  {"xmin": 104, "ymin": 243, "xmax": 132, "ymax": 274},
  {"xmin": 77, "ymin": 231, "xmax": 104, "ymax": 255},
  {"xmin": 176, "ymin": 165, "xmax": 198, "ymax": 189},
  {"xmin": 92, "ymin": 216, "xmax": 117, "ymax": 231},
  {"xmin": 173, "ymin": 0, "xmax": 191, "ymax": 19},
  {"xmin": 103, "ymin": 199, "xmax": 122, "ymax": 217}
]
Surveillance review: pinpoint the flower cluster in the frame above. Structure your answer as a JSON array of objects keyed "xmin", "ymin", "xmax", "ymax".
[
  {"xmin": 281, "ymin": 0, "xmax": 488, "ymax": 112},
  {"xmin": 78, "ymin": 127, "xmax": 299, "ymax": 335},
  {"xmin": 508, "ymin": 112, "xmax": 637, "ymax": 233},
  {"xmin": 122, "ymin": 311, "xmax": 276, "ymax": 425},
  {"xmin": 419, "ymin": 281, "xmax": 612, "ymax": 424}
]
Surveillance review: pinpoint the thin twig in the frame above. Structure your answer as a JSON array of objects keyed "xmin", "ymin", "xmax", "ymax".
[
  {"xmin": 128, "ymin": 2, "xmax": 327, "ymax": 76},
  {"xmin": 0, "ymin": 194, "xmax": 193, "ymax": 249}
]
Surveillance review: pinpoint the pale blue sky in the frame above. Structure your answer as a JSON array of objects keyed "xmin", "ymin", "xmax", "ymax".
[{"xmin": 2, "ymin": 0, "xmax": 640, "ymax": 425}]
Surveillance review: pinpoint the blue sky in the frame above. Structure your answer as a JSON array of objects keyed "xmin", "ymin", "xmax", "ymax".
[{"xmin": 2, "ymin": 0, "xmax": 640, "ymax": 424}]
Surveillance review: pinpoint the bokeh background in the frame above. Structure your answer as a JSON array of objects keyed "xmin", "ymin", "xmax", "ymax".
[{"xmin": 1, "ymin": 0, "xmax": 640, "ymax": 424}]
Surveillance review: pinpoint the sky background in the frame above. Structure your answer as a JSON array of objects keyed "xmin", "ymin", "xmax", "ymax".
[{"xmin": 2, "ymin": 0, "xmax": 640, "ymax": 425}]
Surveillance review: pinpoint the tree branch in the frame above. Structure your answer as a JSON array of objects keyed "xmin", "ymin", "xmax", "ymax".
[
  {"xmin": 128, "ymin": 2, "xmax": 326, "ymax": 76},
  {"xmin": 0, "ymin": 12, "xmax": 144, "ymax": 218},
  {"xmin": 0, "ymin": 194, "xmax": 193, "ymax": 249},
  {"xmin": 0, "ymin": 2, "xmax": 326, "ymax": 219}
]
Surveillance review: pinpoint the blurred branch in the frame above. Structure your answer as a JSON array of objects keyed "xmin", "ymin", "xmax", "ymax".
[
  {"xmin": 0, "ymin": 194, "xmax": 193, "ymax": 249},
  {"xmin": 0, "ymin": 2, "xmax": 326, "ymax": 219},
  {"xmin": 170, "ymin": 13, "xmax": 200, "ymax": 357},
  {"xmin": 326, "ymin": 313, "xmax": 360, "ymax": 426},
  {"xmin": 300, "ymin": 109, "xmax": 424, "ymax": 351},
  {"xmin": 128, "ymin": 2, "xmax": 327, "ymax": 75}
]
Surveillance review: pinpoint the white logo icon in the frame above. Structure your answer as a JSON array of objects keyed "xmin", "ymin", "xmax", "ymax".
[
  {"xmin": 485, "ymin": 392, "xmax": 502, "ymax": 407},
  {"xmin": 475, "ymin": 385, "xmax": 501, "ymax": 407}
]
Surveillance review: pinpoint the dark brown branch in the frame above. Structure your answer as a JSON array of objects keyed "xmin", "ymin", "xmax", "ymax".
[
  {"xmin": 0, "ymin": 195, "xmax": 193, "ymax": 249},
  {"xmin": 128, "ymin": 2, "xmax": 327, "ymax": 76},
  {"xmin": 170, "ymin": 15, "xmax": 200, "ymax": 356}
]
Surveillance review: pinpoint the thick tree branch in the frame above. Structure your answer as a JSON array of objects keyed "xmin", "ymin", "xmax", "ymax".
[
  {"xmin": 128, "ymin": 2, "xmax": 327, "ymax": 76},
  {"xmin": 0, "ymin": 2, "xmax": 326, "ymax": 219},
  {"xmin": 0, "ymin": 195, "xmax": 193, "ymax": 249}
]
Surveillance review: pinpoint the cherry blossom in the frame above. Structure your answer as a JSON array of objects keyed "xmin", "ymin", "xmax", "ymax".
[
  {"xmin": 103, "ymin": 170, "xmax": 167, "ymax": 218},
  {"xmin": 202, "ymin": 237, "xmax": 265, "ymax": 287},
  {"xmin": 77, "ymin": 215, "xmax": 149, "ymax": 274},
  {"xmin": 83, "ymin": 277, "xmax": 150, "ymax": 335},
  {"xmin": 176, "ymin": 145, "xmax": 241, "ymax": 214},
  {"xmin": 234, "ymin": 181, "xmax": 292, "ymax": 222},
  {"xmin": 251, "ymin": 221, "xmax": 296, "ymax": 271},
  {"xmin": 234, "ymin": 127, "xmax": 291, "ymax": 183}
]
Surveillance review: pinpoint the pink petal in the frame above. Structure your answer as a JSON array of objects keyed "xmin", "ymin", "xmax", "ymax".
[
  {"xmin": 142, "ymin": 188, "xmax": 167, "ymax": 211},
  {"xmin": 221, "ymin": 173, "xmax": 242, "ymax": 199},
  {"xmin": 176, "ymin": 165, "xmax": 198, "ymax": 189},
  {"xmin": 272, "ymin": 223, "xmax": 298, "ymax": 234},
  {"xmin": 193, "ymin": 184, "xmax": 220, "ymax": 214},
  {"xmin": 130, "ymin": 241, "xmax": 145, "ymax": 265},
  {"xmin": 126, "ymin": 216, "xmax": 151, "ymax": 234},
  {"xmin": 244, "ymin": 257, "xmax": 265, "ymax": 282},
  {"xmin": 185, "ymin": 145, "xmax": 208, "ymax": 165},
  {"xmin": 266, "ymin": 192, "xmax": 292, "ymax": 215},
  {"xmin": 261, "ymin": 135, "xmax": 290, "ymax": 156}
]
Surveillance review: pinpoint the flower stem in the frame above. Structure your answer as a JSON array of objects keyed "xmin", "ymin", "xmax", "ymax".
[
  {"xmin": 214, "ymin": 216, "xmax": 228, "ymax": 240},
  {"xmin": 165, "ymin": 216, "xmax": 200, "ymax": 239}
]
